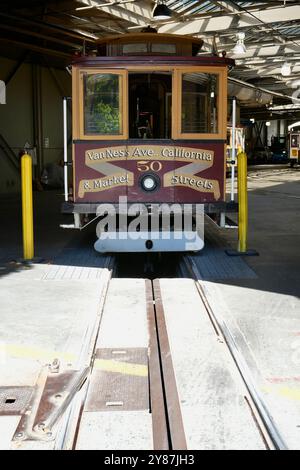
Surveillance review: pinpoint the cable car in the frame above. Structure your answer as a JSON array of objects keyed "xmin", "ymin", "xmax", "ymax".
[
  {"xmin": 289, "ymin": 131, "xmax": 300, "ymax": 167},
  {"xmin": 62, "ymin": 32, "xmax": 234, "ymax": 252}
]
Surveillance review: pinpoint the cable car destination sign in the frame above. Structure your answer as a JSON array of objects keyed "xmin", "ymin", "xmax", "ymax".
[{"xmin": 78, "ymin": 145, "xmax": 220, "ymax": 199}]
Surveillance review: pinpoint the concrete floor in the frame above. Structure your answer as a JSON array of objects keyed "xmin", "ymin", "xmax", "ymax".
[
  {"xmin": 0, "ymin": 165, "xmax": 300, "ymax": 448},
  {"xmin": 193, "ymin": 165, "xmax": 300, "ymax": 448},
  {"xmin": 159, "ymin": 278, "xmax": 265, "ymax": 450},
  {"xmin": 0, "ymin": 189, "xmax": 109, "ymax": 276},
  {"xmin": 0, "ymin": 261, "xmax": 111, "ymax": 449},
  {"xmin": 0, "ymin": 190, "xmax": 76, "ymax": 264},
  {"xmin": 222, "ymin": 165, "xmax": 300, "ymax": 297},
  {"xmin": 0, "ymin": 189, "xmax": 112, "ymax": 449}
]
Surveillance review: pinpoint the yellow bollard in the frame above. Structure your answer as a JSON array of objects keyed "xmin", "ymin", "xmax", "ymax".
[
  {"xmin": 237, "ymin": 151, "xmax": 248, "ymax": 252},
  {"xmin": 21, "ymin": 152, "xmax": 34, "ymax": 260},
  {"xmin": 226, "ymin": 152, "xmax": 258, "ymax": 257}
]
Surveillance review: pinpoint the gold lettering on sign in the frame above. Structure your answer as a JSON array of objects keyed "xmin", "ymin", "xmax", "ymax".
[
  {"xmin": 164, "ymin": 173, "xmax": 220, "ymax": 200},
  {"xmin": 78, "ymin": 173, "xmax": 133, "ymax": 198},
  {"xmin": 85, "ymin": 145, "xmax": 214, "ymax": 164},
  {"xmin": 79, "ymin": 145, "xmax": 220, "ymax": 197}
]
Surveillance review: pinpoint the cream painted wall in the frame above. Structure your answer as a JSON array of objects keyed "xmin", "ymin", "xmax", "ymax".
[{"xmin": 0, "ymin": 57, "xmax": 71, "ymax": 193}]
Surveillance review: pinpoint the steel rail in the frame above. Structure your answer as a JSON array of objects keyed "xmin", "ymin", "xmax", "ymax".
[
  {"xmin": 184, "ymin": 255, "xmax": 288, "ymax": 450},
  {"xmin": 54, "ymin": 257, "xmax": 114, "ymax": 450},
  {"xmin": 152, "ymin": 279, "xmax": 187, "ymax": 450},
  {"xmin": 145, "ymin": 279, "xmax": 170, "ymax": 450}
]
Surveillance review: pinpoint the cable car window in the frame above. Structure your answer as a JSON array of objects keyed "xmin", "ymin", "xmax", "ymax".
[
  {"xmin": 83, "ymin": 73, "xmax": 123, "ymax": 135},
  {"xmin": 128, "ymin": 72, "xmax": 172, "ymax": 139},
  {"xmin": 122, "ymin": 43, "xmax": 148, "ymax": 54},
  {"xmin": 151, "ymin": 44, "xmax": 176, "ymax": 54},
  {"xmin": 181, "ymin": 73, "xmax": 218, "ymax": 134},
  {"xmin": 291, "ymin": 135, "xmax": 299, "ymax": 147}
]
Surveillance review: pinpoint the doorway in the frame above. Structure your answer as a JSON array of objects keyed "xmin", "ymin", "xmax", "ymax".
[{"xmin": 128, "ymin": 72, "xmax": 172, "ymax": 139}]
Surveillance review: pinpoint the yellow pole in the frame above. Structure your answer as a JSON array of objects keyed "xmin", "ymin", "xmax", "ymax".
[
  {"xmin": 237, "ymin": 151, "xmax": 248, "ymax": 252},
  {"xmin": 21, "ymin": 152, "xmax": 34, "ymax": 260}
]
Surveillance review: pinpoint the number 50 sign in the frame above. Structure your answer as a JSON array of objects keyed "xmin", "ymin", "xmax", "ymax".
[{"xmin": 137, "ymin": 161, "xmax": 163, "ymax": 172}]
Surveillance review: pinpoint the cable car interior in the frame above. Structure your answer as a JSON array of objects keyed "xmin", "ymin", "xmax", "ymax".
[
  {"xmin": 128, "ymin": 72, "xmax": 172, "ymax": 139},
  {"xmin": 128, "ymin": 71, "xmax": 218, "ymax": 140}
]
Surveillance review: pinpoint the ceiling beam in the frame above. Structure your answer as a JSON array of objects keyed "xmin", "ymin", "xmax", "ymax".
[
  {"xmin": 77, "ymin": 0, "xmax": 152, "ymax": 26},
  {"xmin": 159, "ymin": 5, "xmax": 300, "ymax": 35},
  {"xmin": 228, "ymin": 43, "xmax": 300, "ymax": 60},
  {"xmin": 0, "ymin": 37, "xmax": 70, "ymax": 58},
  {"xmin": 235, "ymin": 56, "xmax": 300, "ymax": 66},
  {"xmin": 209, "ymin": 1, "xmax": 242, "ymax": 13},
  {"xmin": 0, "ymin": 23, "xmax": 82, "ymax": 49},
  {"xmin": 229, "ymin": 76, "xmax": 300, "ymax": 103},
  {"xmin": 0, "ymin": 12, "xmax": 95, "ymax": 42},
  {"xmin": 255, "ymin": 66, "xmax": 300, "ymax": 77},
  {"xmin": 174, "ymin": 0, "xmax": 212, "ymax": 16}
]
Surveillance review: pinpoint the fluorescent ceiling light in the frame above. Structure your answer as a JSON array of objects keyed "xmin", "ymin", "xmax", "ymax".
[{"xmin": 281, "ymin": 62, "xmax": 291, "ymax": 76}]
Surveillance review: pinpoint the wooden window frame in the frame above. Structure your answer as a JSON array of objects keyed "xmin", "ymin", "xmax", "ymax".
[
  {"xmin": 75, "ymin": 68, "xmax": 128, "ymax": 141},
  {"xmin": 173, "ymin": 67, "xmax": 227, "ymax": 140},
  {"xmin": 72, "ymin": 65, "xmax": 227, "ymax": 141}
]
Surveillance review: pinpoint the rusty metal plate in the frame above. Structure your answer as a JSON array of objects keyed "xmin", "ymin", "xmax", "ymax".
[
  {"xmin": 0, "ymin": 387, "xmax": 34, "ymax": 415},
  {"xmin": 85, "ymin": 348, "xmax": 149, "ymax": 412},
  {"xmin": 12, "ymin": 367, "xmax": 89, "ymax": 442},
  {"xmin": 32, "ymin": 368, "xmax": 89, "ymax": 435}
]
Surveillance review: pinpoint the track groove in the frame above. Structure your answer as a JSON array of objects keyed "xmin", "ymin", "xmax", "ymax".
[
  {"xmin": 152, "ymin": 279, "xmax": 187, "ymax": 450},
  {"xmin": 146, "ymin": 279, "xmax": 169, "ymax": 450}
]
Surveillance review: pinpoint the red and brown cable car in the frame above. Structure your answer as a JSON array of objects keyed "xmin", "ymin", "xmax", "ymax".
[{"xmin": 62, "ymin": 32, "xmax": 234, "ymax": 252}]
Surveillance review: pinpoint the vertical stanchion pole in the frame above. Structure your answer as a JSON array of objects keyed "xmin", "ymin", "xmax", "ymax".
[
  {"xmin": 63, "ymin": 97, "xmax": 68, "ymax": 202},
  {"xmin": 21, "ymin": 152, "xmax": 34, "ymax": 260},
  {"xmin": 230, "ymin": 97, "xmax": 236, "ymax": 201},
  {"xmin": 226, "ymin": 153, "xmax": 258, "ymax": 256},
  {"xmin": 238, "ymin": 151, "xmax": 248, "ymax": 252}
]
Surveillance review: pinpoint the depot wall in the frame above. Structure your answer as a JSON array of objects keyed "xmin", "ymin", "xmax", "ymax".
[{"xmin": 0, "ymin": 57, "xmax": 71, "ymax": 193}]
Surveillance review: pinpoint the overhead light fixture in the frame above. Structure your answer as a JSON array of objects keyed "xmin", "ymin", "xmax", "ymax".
[
  {"xmin": 153, "ymin": 1, "xmax": 172, "ymax": 21},
  {"xmin": 232, "ymin": 32, "xmax": 246, "ymax": 55},
  {"xmin": 266, "ymin": 121, "xmax": 271, "ymax": 127},
  {"xmin": 281, "ymin": 62, "xmax": 291, "ymax": 77}
]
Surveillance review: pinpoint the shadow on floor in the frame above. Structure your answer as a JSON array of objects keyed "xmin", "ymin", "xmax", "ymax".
[{"xmin": 1, "ymin": 171, "xmax": 299, "ymax": 298}]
